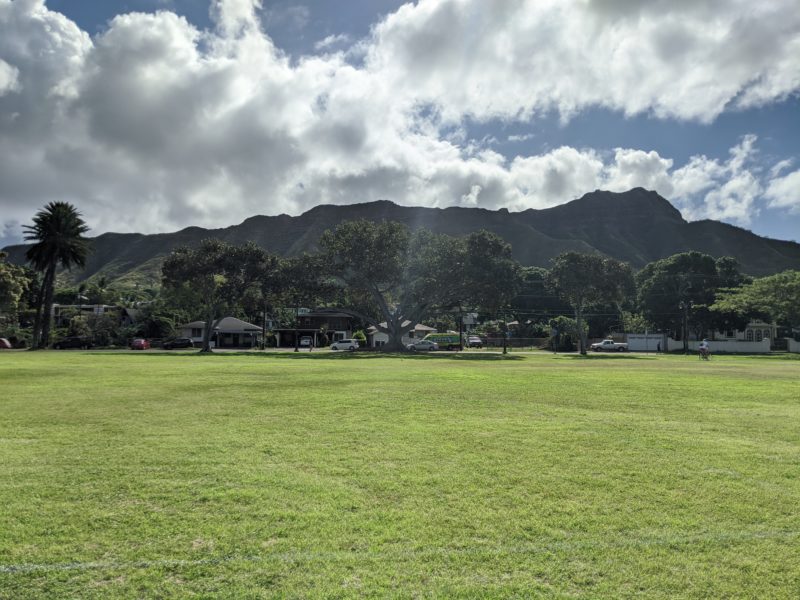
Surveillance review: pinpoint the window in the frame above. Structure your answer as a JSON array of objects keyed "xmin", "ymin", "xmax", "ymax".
[
  {"xmin": 725, "ymin": 330, "xmax": 734, "ymax": 338},
  {"xmin": 191, "ymin": 328, "xmax": 201, "ymax": 337},
  {"xmin": 746, "ymin": 330, "xmax": 753, "ymax": 341},
  {"xmin": 755, "ymin": 330, "xmax": 762, "ymax": 342},
  {"xmin": 763, "ymin": 329, "xmax": 770, "ymax": 340}
]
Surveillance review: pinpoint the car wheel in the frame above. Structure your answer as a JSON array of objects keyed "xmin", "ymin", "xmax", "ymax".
[
  {"xmin": 618, "ymin": 347, "xmax": 625, "ymax": 352},
  {"xmin": 348, "ymin": 345, "xmax": 355, "ymax": 351}
]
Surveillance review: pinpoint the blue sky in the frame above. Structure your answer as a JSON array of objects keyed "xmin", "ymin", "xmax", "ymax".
[{"xmin": 1, "ymin": 0, "xmax": 799, "ymax": 246}]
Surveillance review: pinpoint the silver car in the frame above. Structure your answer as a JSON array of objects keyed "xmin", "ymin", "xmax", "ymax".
[
  {"xmin": 407, "ymin": 340, "xmax": 439, "ymax": 351},
  {"xmin": 330, "ymin": 339, "xmax": 359, "ymax": 351}
]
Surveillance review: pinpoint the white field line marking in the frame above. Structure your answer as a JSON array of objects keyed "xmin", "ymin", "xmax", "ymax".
[{"xmin": 1, "ymin": 529, "xmax": 797, "ymax": 575}]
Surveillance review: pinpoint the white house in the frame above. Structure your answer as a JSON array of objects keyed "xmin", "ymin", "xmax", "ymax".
[
  {"xmin": 367, "ymin": 321, "xmax": 436, "ymax": 348},
  {"xmin": 180, "ymin": 317, "xmax": 262, "ymax": 348}
]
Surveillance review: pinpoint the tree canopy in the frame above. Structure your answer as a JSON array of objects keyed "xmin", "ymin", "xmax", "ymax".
[
  {"xmin": 162, "ymin": 239, "xmax": 268, "ymax": 352},
  {"xmin": 636, "ymin": 253, "xmax": 752, "ymax": 341},
  {"xmin": 0, "ymin": 252, "xmax": 28, "ymax": 316},
  {"xmin": 546, "ymin": 252, "xmax": 634, "ymax": 354},
  {"xmin": 320, "ymin": 220, "xmax": 522, "ymax": 350},
  {"xmin": 712, "ymin": 270, "xmax": 800, "ymax": 332}
]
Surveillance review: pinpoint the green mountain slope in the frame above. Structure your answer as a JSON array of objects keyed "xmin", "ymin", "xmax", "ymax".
[{"xmin": 5, "ymin": 188, "xmax": 799, "ymax": 284}]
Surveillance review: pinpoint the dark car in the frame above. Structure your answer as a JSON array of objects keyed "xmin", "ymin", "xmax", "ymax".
[
  {"xmin": 162, "ymin": 337, "xmax": 194, "ymax": 350},
  {"xmin": 53, "ymin": 336, "xmax": 93, "ymax": 350},
  {"xmin": 466, "ymin": 335, "xmax": 484, "ymax": 348}
]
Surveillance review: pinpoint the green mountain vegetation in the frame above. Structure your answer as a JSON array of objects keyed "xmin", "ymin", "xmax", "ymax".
[{"xmin": 4, "ymin": 188, "xmax": 800, "ymax": 286}]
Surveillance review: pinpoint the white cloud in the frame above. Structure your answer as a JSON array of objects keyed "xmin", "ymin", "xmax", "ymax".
[
  {"xmin": 764, "ymin": 169, "xmax": 800, "ymax": 214},
  {"xmin": 315, "ymin": 33, "xmax": 350, "ymax": 52},
  {"xmin": 669, "ymin": 135, "xmax": 763, "ymax": 223},
  {"xmin": 0, "ymin": 0, "xmax": 798, "ymax": 240},
  {"xmin": 0, "ymin": 58, "xmax": 19, "ymax": 95},
  {"xmin": 365, "ymin": 0, "xmax": 800, "ymax": 123},
  {"xmin": 210, "ymin": 0, "xmax": 262, "ymax": 36}
]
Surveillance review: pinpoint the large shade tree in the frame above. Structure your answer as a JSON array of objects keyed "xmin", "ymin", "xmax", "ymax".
[
  {"xmin": 162, "ymin": 239, "xmax": 267, "ymax": 352},
  {"xmin": 320, "ymin": 220, "xmax": 522, "ymax": 351},
  {"xmin": 712, "ymin": 270, "xmax": 800, "ymax": 333},
  {"xmin": 545, "ymin": 252, "xmax": 634, "ymax": 355},
  {"xmin": 636, "ymin": 253, "xmax": 751, "ymax": 349},
  {"xmin": 23, "ymin": 202, "xmax": 91, "ymax": 349}
]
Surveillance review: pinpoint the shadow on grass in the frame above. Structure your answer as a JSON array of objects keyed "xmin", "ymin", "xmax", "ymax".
[
  {"xmin": 133, "ymin": 351, "xmax": 524, "ymax": 361},
  {"xmin": 558, "ymin": 353, "xmax": 656, "ymax": 360}
]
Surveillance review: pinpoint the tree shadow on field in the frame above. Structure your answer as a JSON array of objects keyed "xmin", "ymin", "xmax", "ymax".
[
  {"xmin": 136, "ymin": 351, "xmax": 523, "ymax": 361},
  {"xmin": 558, "ymin": 354, "xmax": 655, "ymax": 360}
]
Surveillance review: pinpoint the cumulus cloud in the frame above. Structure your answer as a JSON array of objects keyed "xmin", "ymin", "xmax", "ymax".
[
  {"xmin": 366, "ymin": 0, "xmax": 800, "ymax": 123},
  {"xmin": 764, "ymin": 169, "xmax": 800, "ymax": 213},
  {"xmin": 0, "ymin": 0, "xmax": 798, "ymax": 241}
]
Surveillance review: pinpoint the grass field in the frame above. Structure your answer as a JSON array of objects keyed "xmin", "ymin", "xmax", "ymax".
[{"xmin": 1, "ymin": 350, "xmax": 799, "ymax": 598}]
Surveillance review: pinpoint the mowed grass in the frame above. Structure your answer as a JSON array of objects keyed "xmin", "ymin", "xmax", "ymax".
[{"xmin": 1, "ymin": 351, "xmax": 799, "ymax": 598}]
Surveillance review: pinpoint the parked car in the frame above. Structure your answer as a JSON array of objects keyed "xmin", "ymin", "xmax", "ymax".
[
  {"xmin": 299, "ymin": 336, "xmax": 313, "ymax": 347},
  {"xmin": 0, "ymin": 337, "xmax": 12, "ymax": 349},
  {"xmin": 408, "ymin": 339, "xmax": 439, "ymax": 352},
  {"xmin": 466, "ymin": 335, "xmax": 483, "ymax": 348},
  {"xmin": 162, "ymin": 337, "xmax": 194, "ymax": 350},
  {"xmin": 590, "ymin": 339, "xmax": 628, "ymax": 352},
  {"xmin": 422, "ymin": 333, "xmax": 460, "ymax": 350},
  {"xmin": 53, "ymin": 336, "xmax": 93, "ymax": 350},
  {"xmin": 130, "ymin": 338, "xmax": 151, "ymax": 350},
  {"xmin": 330, "ymin": 339, "xmax": 359, "ymax": 351}
]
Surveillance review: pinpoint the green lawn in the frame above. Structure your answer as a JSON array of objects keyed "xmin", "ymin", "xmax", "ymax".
[{"xmin": 1, "ymin": 351, "xmax": 798, "ymax": 598}]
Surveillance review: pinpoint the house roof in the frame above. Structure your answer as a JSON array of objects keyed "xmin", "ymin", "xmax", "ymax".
[
  {"xmin": 367, "ymin": 321, "xmax": 436, "ymax": 334},
  {"xmin": 182, "ymin": 317, "xmax": 263, "ymax": 332},
  {"xmin": 304, "ymin": 309, "xmax": 356, "ymax": 319}
]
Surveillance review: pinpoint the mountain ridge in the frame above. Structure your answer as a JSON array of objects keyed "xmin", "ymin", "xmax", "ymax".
[{"xmin": 4, "ymin": 188, "xmax": 799, "ymax": 284}]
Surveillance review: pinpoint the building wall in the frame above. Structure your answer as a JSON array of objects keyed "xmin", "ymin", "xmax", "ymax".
[
  {"xmin": 788, "ymin": 338, "xmax": 800, "ymax": 353},
  {"xmin": 666, "ymin": 338, "xmax": 771, "ymax": 353},
  {"xmin": 625, "ymin": 333, "xmax": 666, "ymax": 352}
]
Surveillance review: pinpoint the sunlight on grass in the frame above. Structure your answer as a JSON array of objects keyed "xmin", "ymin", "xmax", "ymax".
[{"xmin": 1, "ymin": 351, "xmax": 798, "ymax": 597}]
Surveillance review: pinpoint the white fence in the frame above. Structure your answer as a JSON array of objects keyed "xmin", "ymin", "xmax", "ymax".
[
  {"xmin": 625, "ymin": 334, "xmax": 666, "ymax": 352},
  {"xmin": 788, "ymin": 338, "xmax": 800, "ymax": 353},
  {"xmin": 666, "ymin": 338, "xmax": 771, "ymax": 353}
]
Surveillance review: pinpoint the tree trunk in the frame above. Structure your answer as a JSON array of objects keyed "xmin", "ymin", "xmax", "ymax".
[
  {"xmin": 383, "ymin": 316, "xmax": 414, "ymax": 352},
  {"xmin": 38, "ymin": 263, "xmax": 57, "ymax": 349},
  {"xmin": 576, "ymin": 307, "xmax": 587, "ymax": 355},
  {"xmin": 201, "ymin": 312, "xmax": 217, "ymax": 352},
  {"xmin": 30, "ymin": 276, "xmax": 46, "ymax": 350}
]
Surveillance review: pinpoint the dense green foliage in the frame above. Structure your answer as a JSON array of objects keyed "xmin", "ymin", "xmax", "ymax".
[
  {"xmin": 713, "ymin": 270, "xmax": 800, "ymax": 332},
  {"xmin": 321, "ymin": 221, "xmax": 522, "ymax": 350},
  {"xmin": 636, "ymin": 253, "xmax": 753, "ymax": 342},
  {"xmin": 1, "ymin": 351, "xmax": 798, "ymax": 597},
  {"xmin": 161, "ymin": 240, "xmax": 272, "ymax": 351},
  {"xmin": 546, "ymin": 252, "xmax": 634, "ymax": 354},
  {"xmin": 0, "ymin": 252, "xmax": 28, "ymax": 314}
]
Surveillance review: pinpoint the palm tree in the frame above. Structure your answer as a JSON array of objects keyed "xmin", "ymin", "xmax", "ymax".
[{"xmin": 24, "ymin": 202, "xmax": 91, "ymax": 349}]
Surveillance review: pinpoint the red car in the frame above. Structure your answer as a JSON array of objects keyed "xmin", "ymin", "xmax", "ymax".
[
  {"xmin": 130, "ymin": 338, "xmax": 151, "ymax": 350},
  {"xmin": 0, "ymin": 338, "xmax": 11, "ymax": 349}
]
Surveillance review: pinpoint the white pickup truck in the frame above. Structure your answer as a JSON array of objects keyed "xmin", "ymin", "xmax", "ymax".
[{"xmin": 590, "ymin": 339, "xmax": 628, "ymax": 352}]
